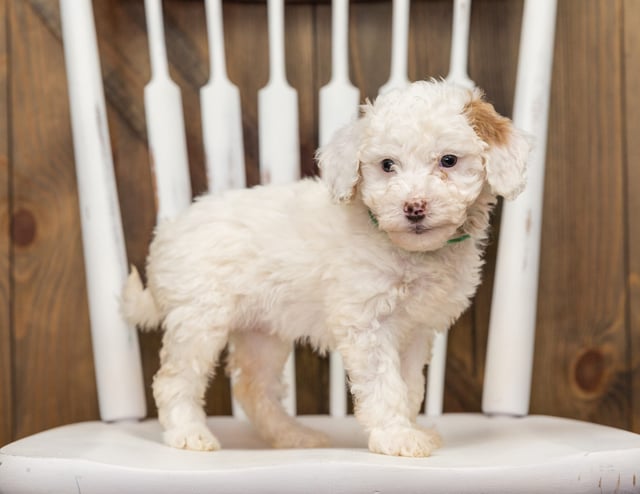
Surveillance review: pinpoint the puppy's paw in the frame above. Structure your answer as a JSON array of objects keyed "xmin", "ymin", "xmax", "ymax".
[
  {"xmin": 271, "ymin": 426, "xmax": 330, "ymax": 449},
  {"xmin": 414, "ymin": 424, "xmax": 443, "ymax": 449},
  {"xmin": 163, "ymin": 422, "xmax": 221, "ymax": 451},
  {"xmin": 368, "ymin": 425, "xmax": 440, "ymax": 457}
]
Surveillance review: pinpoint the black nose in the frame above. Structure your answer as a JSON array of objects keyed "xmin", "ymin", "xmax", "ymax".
[{"xmin": 404, "ymin": 200, "xmax": 427, "ymax": 223}]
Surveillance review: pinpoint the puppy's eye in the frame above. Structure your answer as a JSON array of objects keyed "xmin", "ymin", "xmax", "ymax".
[
  {"xmin": 439, "ymin": 154, "xmax": 458, "ymax": 168},
  {"xmin": 381, "ymin": 159, "xmax": 395, "ymax": 173}
]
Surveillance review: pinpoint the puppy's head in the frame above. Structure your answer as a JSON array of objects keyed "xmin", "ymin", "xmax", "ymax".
[{"xmin": 317, "ymin": 80, "xmax": 530, "ymax": 252}]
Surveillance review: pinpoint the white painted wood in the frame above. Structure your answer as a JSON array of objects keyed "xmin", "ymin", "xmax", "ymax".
[
  {"xmin": 258, "ymin": 0, "xmax": 300, "ymax": 186},
  {"xmin": 3, "ymin": 414, "xmax": 640, "ymax": 493},
  {"xmin": 227, "ymin": 349, "xmax": 246, "ymax": 420},
  {"xmin": 445, "ymin": 0, "xmax": 475, "ymax": 89},
  {"xmin": 280, "ymin": 353, "xmax": 296, "ymax": 417},
  {"xmin": 319, "ymin": 0, "xmax": 360, "ymax": 147},
  {"xmin": 201, "ymin": 0, "xmax": 246, "ymax": 194},
  {"xmin": 259, "ymin": 0, "xmax": 299, "ymax": 416},
  {"xmin": 200, "ymin": 0, "xmax": 247, "ymax": 420},
  {"xmin": 425, "ymin": 332, "xmax": 447, "ymax": 416},
  {"xmin": 378, "ymin": 0, "xmax": 411, "ymax": 95},
  {"xmin": 482, "ymin": 0, "xmax": 558, "ymax": 417},
  {"xmin": 328, "ymin": 353, "xmax": 348, "ymax": 417},
  {"xmin": 59, "ymin": 0, "xmax": 146, "ymax": 422},
  {"xmin": 319, "ymin": 0, "xmax": 360, "ymax": 418},
  {"xmin": 425, "ymin": 0, "xmax": 476, "ymax": 418},
  {"xmin": 144, "ymin": 0, "xmax": 192, "ymax": 222}
]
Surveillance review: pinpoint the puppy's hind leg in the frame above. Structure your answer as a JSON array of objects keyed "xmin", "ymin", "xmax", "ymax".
[
  {"xmin": 229, "ymin": 331, "xmax": 330, "ymax": 449},
  {"xmin": 153, "ymin": 305, "xmax": 229, "ymax": 451}
]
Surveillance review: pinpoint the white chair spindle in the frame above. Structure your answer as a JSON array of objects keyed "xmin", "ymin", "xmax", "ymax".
[
  {"xmin": 425, "ymin": 0, "xmax": 475, "ymax": 418},
  {"xmin": 146, "ymin": 0, "xmax": 251, "ymax": 420},
  {"xmin": 259, "ymin": 0, "xmax": 300, "ymax": 416},
  {"xmin": 200, "ymin": 0, "xmax": 249, "ymax": 419},
  {"xmin": 425, "ymin": 332, "xmax": 448, "ymax": 416},
  {"xmin": 144, "ymin": 0, "xmax": 192, "ymax": 223},
  {"xmin": 482, "ymin": 0, "xmax": 558, "ymax": 416},
  {"xmin": 319, "ymin": 0, "xmax": 360, "ymax": 418},
  {"xmin": 379, "ymin": 0, "xmax": 411, "ymax": 95},
  {"xmin": 259, "ymin": 0, "xmax": 301, "ymax": 186},
  {"xmin": 201, "ymin": 0, "xmax": 246, "ymax": 194},
  {"xmin": 446, "ymin": 0, "xmax": 475, "ymax": 89},
  {"xmin": 319, "ymin": 0, "xmax": 359, "ymax": 148},
  {"xmin": 59, "ymin": 0, "xmax": 146, "ymax": 422}
]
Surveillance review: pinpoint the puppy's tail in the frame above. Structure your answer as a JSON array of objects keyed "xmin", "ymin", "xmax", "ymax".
[{"xmin": 121, "ymin": 265, "xmax": 162, "ymax": 331}]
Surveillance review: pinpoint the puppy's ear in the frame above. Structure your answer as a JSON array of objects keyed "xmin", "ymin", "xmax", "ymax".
[
  {"xmin": 316, "ymin": 117, "xmax": 364, "ymax": 203},
  {"xmin": 464, "ymin": 92, "xmax": 531, "ymax": 200}
]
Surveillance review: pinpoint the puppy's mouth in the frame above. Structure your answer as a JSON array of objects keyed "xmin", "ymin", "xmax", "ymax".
[{"xmin": 410, "ymin": 224, "xmax": 431, "ymax": 235}]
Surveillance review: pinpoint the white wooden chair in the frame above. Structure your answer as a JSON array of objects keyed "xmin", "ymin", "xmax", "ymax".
[{"xmin": 2, "ymin": 0, "xmax": 640, "ymax": 493}]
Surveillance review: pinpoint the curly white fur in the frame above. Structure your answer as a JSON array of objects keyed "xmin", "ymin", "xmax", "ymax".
[{"xmin": 122, "ymin": 80, "xmax": 530, "ymax": 457}]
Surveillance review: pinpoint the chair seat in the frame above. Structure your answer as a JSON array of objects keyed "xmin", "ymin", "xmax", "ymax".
[{"xmin": 1, "ymin": 413, "xmax": 639, "ymax": 493}]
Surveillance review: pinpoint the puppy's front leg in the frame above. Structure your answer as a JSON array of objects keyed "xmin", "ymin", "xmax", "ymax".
[
  {"xmin": 401, "ymin": 330, "xmax": 442, "ymax": 448},
  {"xmin": 337, "ymin": 327, "xmax": 441, "ymax": 457},
  {"xmin": 401, "ymin": 329, "xmax": 434, "ymax": 422}
]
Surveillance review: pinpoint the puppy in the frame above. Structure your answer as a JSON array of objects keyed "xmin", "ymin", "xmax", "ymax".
[{"xmin": 122, "ymin": 80, "xmax": 530, "ymax": 457}]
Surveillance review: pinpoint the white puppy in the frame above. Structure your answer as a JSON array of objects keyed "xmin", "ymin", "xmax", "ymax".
[{"xmin": 122, "ymin": 80, "xmax": 529, "ymax": 457}]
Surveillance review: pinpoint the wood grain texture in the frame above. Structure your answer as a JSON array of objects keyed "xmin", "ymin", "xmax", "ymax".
[
  {"xmin": 532, "ymin": 0, "xmax": 629, "ymax": 429},
  {"xmin": 0, "ymin": 0, "xmax": 13, "ymax": 447},
  {"xmin": 623, "ymin": 0, "xmax": 640, "ymax": 433},
  {"xmin": 9, "ymin": 0, "xmax": 98, "ymax": 439}
]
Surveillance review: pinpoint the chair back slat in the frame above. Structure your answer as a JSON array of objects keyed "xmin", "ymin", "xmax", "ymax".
[
  {"xmin": 200, "ymin": 0, "xmax": 249, "ymax": 419},
  {"xmin": 483, "ymin": 0, "xmax": 557, "ymax": 416},
  {"xmin": 201, "ymin": 0, "xmax": 246, "ymax": 194},
  {"xmin": 379, "ymin": 0, "xmax": 411, "ymax": 95},
  {"xmin": 319, "ymin": 0, "xmax": 360, "ymax": 418},
  {"xmin": 424, "ymin": 0, "xmax": 474, "ymax": 417},
  {"xmin": 258, "ymin": 0, "xmax": 301, "ymax": 416},
  {"xmin": 445, "ymin": 0, "xmax": 474, "ymax": 89},
  {"xmin": 143, "ymin": 0, "xmax": 192, "ymax": 223},
  {"xmin": 258, "ymin": 0, "xmax": 301, "ymax": 187},
  {"xmin": 425, "ymin": 333, "xmax": 448, "ymax": 416},
  {"xmin": 59, "ymin": 0, "xmax": 146, "ymax": 422},
  {"xmin": 319, "ymin": 0, "xmax": 360, "ymax": 149}
]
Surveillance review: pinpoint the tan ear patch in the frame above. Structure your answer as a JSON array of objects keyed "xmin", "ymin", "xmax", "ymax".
[{"xmin": 463, "ymin": 98, "xmax": 512, "ymax": 147}]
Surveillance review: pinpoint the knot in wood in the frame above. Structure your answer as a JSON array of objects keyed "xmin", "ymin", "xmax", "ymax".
[
  {"xmin": 572, "ymin": 347, "xmax": 607, "ymax": 396},
  {"xmin": 12, "ymin": 209, "xmax": 37, "ymax": 247}
]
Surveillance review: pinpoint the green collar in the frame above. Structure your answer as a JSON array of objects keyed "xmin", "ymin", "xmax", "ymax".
[
  {"xmin": 368, "ymin": 208, "xmax": 379, "ymax": 227},
  {"xmin": 367, "ymin": 209, "xmax": 471, "ymax": 245},
  {"xmin": 446, "ymin": 233, "xmax": 471, "ymax": 244}
]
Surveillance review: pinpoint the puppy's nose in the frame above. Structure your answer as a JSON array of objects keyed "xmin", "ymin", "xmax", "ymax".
[{"xmin": 403, "ymin": 200, "xmax": 427, "ymax": 223}]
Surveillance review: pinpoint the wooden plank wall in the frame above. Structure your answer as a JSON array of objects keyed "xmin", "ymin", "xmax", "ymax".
[
  {"xmin": 0, "ymin": 0, "xmax": 12, "ymax": 448},
  {"xmin": 7, "ymin": 0, "xmax": 99, "ymax": 443},
  {"xmin": 0, "ymin": 0, "xmax": 638, "ymax": 445},
  {"xmin": 533, "ymin": 0, "xmax": 629, "ymax": 428},
  {"xmin": 623, "ymin": 0, "xmax": 640, "ymax": 433}
]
